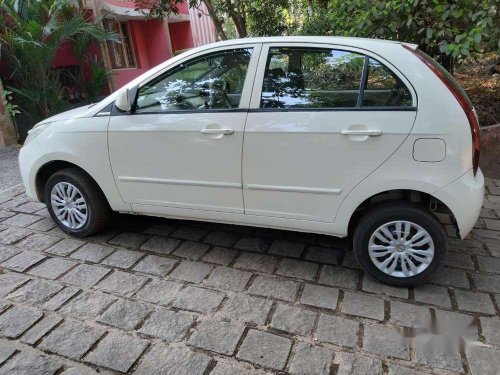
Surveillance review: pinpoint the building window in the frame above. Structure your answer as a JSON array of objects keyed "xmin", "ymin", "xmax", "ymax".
[{"xmin": 103, "ymin": 19, "xmax": 137, "ymax": 69}]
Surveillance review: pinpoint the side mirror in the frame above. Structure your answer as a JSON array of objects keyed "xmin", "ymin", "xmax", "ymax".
[{"xmin": 115, "ymin": 88, "xmax": 131, "ymax": 112}]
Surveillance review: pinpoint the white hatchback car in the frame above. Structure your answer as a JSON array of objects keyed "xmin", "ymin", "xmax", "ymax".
[{"xmin": 19, "ymin": 36, "xmax": 484, "ymax": 286}]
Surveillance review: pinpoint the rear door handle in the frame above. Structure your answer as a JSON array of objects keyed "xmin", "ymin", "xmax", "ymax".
[
  {"xmin": 341, "ymin": 129, "xmax": 382, "ymax": 136},
  {"xmin": 201, "ymin": 128, "xmax": 234, "ymax": 135}
]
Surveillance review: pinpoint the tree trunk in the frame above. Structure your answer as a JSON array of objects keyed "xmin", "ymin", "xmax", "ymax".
[
  {"xmin": 225, "ymin": 0, "xmax": 247, "ymax": 38},
  {"xmin": 201, "ymin": 0, "xmax": 228, "ymax": 40}
]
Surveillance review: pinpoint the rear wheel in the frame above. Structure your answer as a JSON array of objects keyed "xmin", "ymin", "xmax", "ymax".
[
  {"xmin": 44, "ymin": 168, "xmax": 111, "ymax": 237},
  {"xmin": 353, "ymin": 202, "xmax": 447, "ymax": 286}
]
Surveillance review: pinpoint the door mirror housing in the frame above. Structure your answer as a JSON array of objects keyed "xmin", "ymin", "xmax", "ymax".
[{"xmin": 115, "ymin": 86, "xmax": 137, "ymax": 112}]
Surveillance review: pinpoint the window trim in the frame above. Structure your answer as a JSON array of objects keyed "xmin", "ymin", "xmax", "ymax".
[{"xmin": 103, "ymin": 19, "xmax": 137, "ymax": 70}]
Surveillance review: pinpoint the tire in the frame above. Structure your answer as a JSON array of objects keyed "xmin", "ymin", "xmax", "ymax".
[
  {"xmin": 44, "ymin": 168, "xmax": 111, "ymax": 237},
  {"xmin": 353, "ymin": 201, "xmax": 447, "ymax": 287}
]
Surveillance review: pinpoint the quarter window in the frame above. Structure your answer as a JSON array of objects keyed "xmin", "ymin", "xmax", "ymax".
[{"xmin": 135, "ymin": 48, "xmax": 253, "ymax": 113}]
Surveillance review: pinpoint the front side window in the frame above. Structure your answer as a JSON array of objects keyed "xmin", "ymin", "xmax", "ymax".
[
  {"xmin": 103, "ymin": 19, "xmax": 137, "ymax": 69},
  {"xmin": 135, "ymin": 48, "xmax": 253, "ymax": 113},
  {"xmin": 261, "ymin": 48, "xmax": 365, "ymax": 108}
]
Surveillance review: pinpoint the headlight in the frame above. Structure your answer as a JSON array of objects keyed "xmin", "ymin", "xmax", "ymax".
[{"xmin": 24, "ymin": 123, "xmax": 48, "ymax": 145}]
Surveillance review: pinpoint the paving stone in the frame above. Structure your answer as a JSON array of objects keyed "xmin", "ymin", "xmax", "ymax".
[
  {"xmin": 0, "ymin": 343, "xmax": 16, "ymax": 365},
  {"xmin": 305, "ymin": 246, "xmax": 341, "ymax": 265},
  {"xmin": 269, "ymin": 239, "xmax": 305, "ymax": 258},
  {"xmin": 0, "ymin": 273, "xmax": 29, "ymax": 297},
  {"xmin": 336, "ymin": 352, "xmax": 382, "ymax": 375},
  {"xmin": 14, "ymin": 201, "xmax": 45, "ymax": 213},
  {"xmin": 342, "ymin": 292, "xmax": 385, "ymax": 321},
  {"xmin": 415, "ymin": 336, "xmax": 462, "ymax": 371},
  {"xmin": 39, "ymin": 320, "xmax": 106, "ymax": 359},
  {"xmin": 476, "ymin": 255, "xmax": 500, "ymax": 274},
  {"xmin": 27, "ymin": 218, "xmax": 57, "ymax": 231},
  {"xmin": 234, "ymin": 253, "xmax": 278, "ymax": 273},
  {"xmin": 1, "ymin": 251, "xmax": 46, "ymax": 272},
  {"xmin": 203, "ymin": 231, "xmax": 239, "ymax": 247},
  {"xmin": 473, "ymin": 273, "xmax": 500, "ymax": 293},
  {"xmin": 142, "ymin": 222, "xmax": 177, "ymax": 236},
  {"xmin": 0, "ymin": 184, "xmax": 25, "ymax": 197},
  {"xmin": 484, "ymin": 218, "xmax": 500, "ymax": 231},
  {"xmin": 16, "ymin": 233, "xmax": 61, "ymax": 252},
  {"xmin": 109, "ymin": 232, "xmax": 148, "ymax": 249},
  {"xmin": 59, "ymin": 367, "xmax": 100, "ymax": 375},
  {"xmin": 41, "ymin": 287, "xmax": 80, "ymax": 311},
  {"xmin": 96, "ymin": 270, "xmax": 147, "ymax": 297},
  {"xmin": 248, "ymin": 276, "xmax": 299, "ymax": 302},
  {"xmin": 431, "ymin": 268, "xmax": 470, "ymax": 288},
  {"xmin": 20, "ymin": 314, "xmax": 63, "ymax": 345},
  {"xmin": 7, "ymin": 279, "xmax": 63, "ymax": 305},
  {"xmin": 60, "ymin": 291, "xmax": 116, "ymax": 319},
  {"xmin": 141, "ymin": 236, "xmax": 180, "ymax": 255},
  {"xmin": 289, "ymin": 342, "xmax": 333, "ymax": 375},
  {"xmin": 318, "ymin": 266, "xmax": 359, "ymax": 290},
  {"xmin": 0, "ymin": 196, "xmax": 29, "ymax": 211},
  {"xmin": 170, "ymin": 261, "xmax": 212, "ymax": 283},
  {"xmin": 70, "ymin": 243, "xmax": 115, "ymax": 262},
  {"xmin": 315, "ymin": 314, "xmax": 359, "ymax": 347},
  {"xmin": 0, "ymin": 245, "xmax": 20, "ymax": 263},
  {"xmin": 205, "ymin": 266, "xmax": 252, "ymax": 291},
  {"xmin": 454, "ymin": 290, "xmax": 496, "ymax": 314},
  {"xmin": 390, "ymin": 301, "xmax": 431, "ymax": 328},
  {"xmin": 98, "ymin": 299, "xmax": 151, "ymax": 330},
  {"xmin": 362, "ymin": 274, "xmax": 409, "ymax": 298},
  {"xmin": 414, "ymin": 285, "xmax": 452, "ymax": 308},
  {"xmin": 101, "ymin": 248, "xmax": 144, "ymax": 269},
  {"xmin": 237, "ymin": 330, "xmax": 292, "ymax": 370},
  {"xmin": 467, "ymin": 345, "xmax": 500, "ymax": 375},
  {"xmin": 60, "ymin": 264, "xmax": 110, "ymax": 287},
  {"xmin": 300, "ymin": 284, "xmax": 339, "ymax": 310},
  {"xmin": 387, "ymin": 364, "xmax": 430, "ymax": 375},
  {"xmin": 433, "ymin": 309, "xmax": 476, "ymax": 339},
  {"xmin": 0, "ymin": 227, "xmax": 31, "ymax": 245},
  {"xmin": 270, "ymin": 304, "xmax": 316, "ymax": 336},
  {"xmin": 449, "ymin": 238, "xmax": 487, "ymax": 255},
  {"xmin": 0, "ymin": 350, "xmax": 62, "ymax": 375},
  {"xmin": 218, "ymin": 294, "xmax": 273, "ymax": 324},
  {"xmin": 173, "ymin": 241, "xmax": 209, "ymax": 260},
  {"xmin": 27, "ymin": 258, "xmax": 76, "ymax": 279},
  {"xmin": 2, "ymin": 213, "xmax": 42, "ymax": 227},
  {"xmin": 134, "ymin": 279, "xmax": 184, "ymax": 306},
  {"xmin": 480, "ymin": 317, "xmax": 500, "ymax": 346},
  {"xmin": 276, "ymin": 259, "xmax": 319, "ymax": 281},
  {"xmin": 445, "ymin": 252, "xmax": 475, "ymax": 270},
  {"xmin": 134, "ymin": 344, "xmax": 211, "ymax": 375},
  {"xmin": 235, "ymin": 236, "xmax": 269, "ymax": 253},
  {"xmin": 133, "ymin": 255, "xmax": 177, "ymax": 276},
  {"xmin": 171, "ymin": 226, "xmax": 209, "ymax": 241},
  {"xmin": 188, "ymin": 320, "xmax": 245, "ymax": 355},
  {"xmin": 139, "ymin": 308, "xmax": 194, "ymax": 341},
  {"xmin": 45, "ymin": 239, "xmax": 83, "ymax": 256},
  {"xmin": 174, "ymin": 286, "xmax": 225, "ymax": 313},
  {"xmin": 202, "ymin": 247, "xmax": 238, "ymax": 265},
  {"xmin": 85, "ymin": 331, "xmax": 148, "ymax": 373},
  {"xmin": 210, "ymin": 362, "xmax": 265, "ymax": 375},
  {"xmin": 487, "ymin": 240, "xmax": 500, "ymax": 257},
  {"xmin": 0, "ymin": 209, "xmax": 15, "ymax": 222},
  {"xmin": 0, "ymin": 306, "xmax": 43, "ymax": 338},
  {"xmin": 363, "ymin": 324, "xmax": 409, "ymax": 359}
]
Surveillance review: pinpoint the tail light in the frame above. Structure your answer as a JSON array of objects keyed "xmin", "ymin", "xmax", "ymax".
[{"xmin": 402, "ymin": 45, "xmax": 480, "ymax": 175}]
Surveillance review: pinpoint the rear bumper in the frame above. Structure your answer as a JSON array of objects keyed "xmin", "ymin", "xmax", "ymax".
[{"xmin": 433, "ymin": 168, "xmax": 484, "ymax": 239}]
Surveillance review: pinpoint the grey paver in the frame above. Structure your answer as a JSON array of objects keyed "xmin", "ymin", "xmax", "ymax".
[
  {"xmin": 203, "ymin": 231, "xmax": 239, "ymax": 247},
  {"xmin": 480, "ymin": 317, "xmax": 500, "ymax": 346},
  {"xmin": 188, "ymin": 320, "xmax": 245, "ymax": 355},
  {"xmin": 387, "ymin": 364, "xmax": 430, "ymax": 375},
  {"xmin": 248, "ymin": 276, "xmax": 298, "ymax": 301},
  {"xmin": 7, "ymin": 279, "xmax": 63, "ymax": 305},
  {"xmin": 134, "ymin": 344, "xmax": 211, "ymax": 375},
  {"xmin": 171, "ymin": 225, "xmax": 210, "ymax": 241},
  {"xmin": 28, "ymin": 217, "xmax": 56, "ymax": 231},
  {"xmin": 109, "ymin": 232, "xmax": 148, "ymax": 249},
  {"xmin": 0, "ymin": 227, "xmax": 32, "ymax": 245},
  {"xmin": 202, "ymin": 247, "xmax": 238, "ymax": 265},
  {"xmin": 173, "ymin": 241, "xmax": 209, "ymax": 260},
  {"xmin": 16, "ymin": 233, "xmax": 60, "ymax": 252},
  {"xmin": 134, "ymin": 279, "xmax": 184, "ymax": 306},
  {"xmin": 218, "ymin": 294, "xmax": 273, "ymax": 325},
  {"xmin": 269, "ymin": 239, "xmax": 305, "ymax": 258},
  {"xmin": 0, "ymin": 306, "xmax": 43, "ymax": 338},
  {"xmin": 0, "ymin": 343, "xmax": 16, "ymax": 365},
  {"xmin": 204, "ymin": 266, "xmax": 252, "ymax": 291},
  {"xmin": 300, "ymin": 284, "xmax": 339, "ymax": 310},
  {"xmin": 41, "ymin": 287, "xmax": 80, "ymax": 311},
  {"xmin": 415, "ymin": 336, "xmax": 462, "ymax": 371},
  {"xmin": 315, "ymin": 314, "xmax": 359, "ymax": 347},
  {"xmin": 454, "ymin": 289, "xmax": 496, "ymax": 314},
  {"xmin": 234, "ymin": 253, "xmax": 278, "ymax": 273},
  {"xmin": 70, "ymin": 243, "xmax": 115, "ymax": 262},
  {"xmin": 362, "ymin": 274, "xmax": 409, "ymax": 299},
  {"xmin": 363, "ymin": 324, "xmax": 409, "ymax": 359},
  {"xmin": 101, "ymin": 248, "xmax": 144, "ymax": 269},
  {"xmin": 414, "ymin": 285, "xmax": 452, "ymax": 308},
  {"xmin": 1, "ymin": 251, "xmax": 46, "ymax": 272},
  {"xmin": 60, "ymin": 264, "xmax": 110, "ymax": 287},
  {"xmin": 2, "ymin": 213, "xmax": 42, "ymax": 227},
  {"xmin": 170, "ymin": 261, "xmax": 212, "ymax": 283},
  {"xmin": 20, "ymin": 314, "xmax": 63, "ymax": 345},
  {"xmin": 139, "ymin": 308, "xmax": 194, "ymax": 341},
  {"xmin": 97, "ymin": 299, "xmax": 151, "ymax": 330},
  {"xmin": 85, "ymin": 331, "xmax": 148, "ymax": 373},
  {"xmin": 467, "ymin": 345, "xmax": 500, "ymax": 375},
  {"xmin": 39, "ymin": 320, "xmax": 106, "ymax": 359},
  {"xmin": 133, "ymin": 255, "xmax": 177, "ymax": 276},
  {"xmin": 96, "ymin": 270, "xmax": 147, "ymax": 296},
  {"xmin": 445, "ymin": 252, "xmax": 475, "ymax": 270},
  {"xmin": 210, "ymin": 362, "xmax": 265, "ymax": 375},
  {"xmin": 27, "ymin": 257, "xmax": 76, "ymax": 279},
  {"xmin": 174, "ymin": 286, "xmax": 225, "ymax": 313},
  {"xmin": 276, "ymin": 258, "xmax": 319, "ymax": 281},
  {"xmin": 141, "ymin": 235, "xmax": 180, "ymax": 255},
  {"xmin": 0, "ymin": 350, "xmax": 62, "ymax": 375},
  {"xmin": 235, "ymin": 236, "xmax": 269, "ymax": 253},
  {"xmin": 0, "ymin": 246, "xmax": 20, "ymax": 263},
  {"xmin": 318, "ymin": 266, "xmax": 359, "ymax": 290},
  {"xmin": 45, "ymin": 239, "xmax": 83, "ymax": 256},
  {"xmin": 305, "ymin": 246, "xmax": 341, "ymax": 265},
  {"xmin": 0, "ymin": 273, "xmax": 29, "ymax": 297},
  {"xmin": 336, "ymin": 352, "xmax": 382, "ymax": 375},
  {"xmin": 60, "ymin": 291, "xmax": 116, "ymax": 319},
  {"xmin": 270, "ymin": 304, "xmax": 316, "ymax": 336},
  {"xmin": 390, "ymin": 301, "xmax": 431, "ymax": 328},
  {"xmin": 476, "ymin": 255, "xmax": 500, "ymax": 273},
  {"xmin": 342, "ymin": 292, "xmax": 385, "ymax": 321},
  {"xmin": 237, "ymin": 330, "xmax": 292, "ymax": 370},
  {"xmin": 142, "ymin": 222, "xmax": 177, "ymax": 236},
  {"xmin": 473, "ymin": 273, "xmax": 500, "ymax": 293},
  {"xmin": 14, "ymin": 201, "xmax": 45, "ymax": 213},
  {"xmin": 289, "ymin": 342, "xmax": 333, "ymax": 375},
  {"xmin": 431, "ymin": 268, "xmax": 470, "ymax": 288}
]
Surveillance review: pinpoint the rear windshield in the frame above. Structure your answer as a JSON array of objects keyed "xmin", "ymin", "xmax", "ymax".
[{"xmin": 415, "ymin": 49, "xmax": 473, "ymax": 108}]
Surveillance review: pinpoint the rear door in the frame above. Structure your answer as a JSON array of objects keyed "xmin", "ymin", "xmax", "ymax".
[{"xmin": 242, "ymin": 43, "xmax": 417, "ymax": 222}]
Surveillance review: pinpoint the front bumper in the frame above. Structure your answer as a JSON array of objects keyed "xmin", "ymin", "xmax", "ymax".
[
  {"xmin": 18, "ymin": 139, "xmax": 47, "ymax": 201},
  {"xmin": 433, "ymin": 168, "xmax": 484, "ymax": 239}
]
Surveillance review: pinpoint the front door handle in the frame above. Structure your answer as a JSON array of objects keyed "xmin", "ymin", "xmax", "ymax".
[
  {"xmin": 201, "ymin": 128, "xmax": 234, "ymax": 135},
  {"xmin": 341, "ymin": 129, "xmax": 382, "ymax": 136}
]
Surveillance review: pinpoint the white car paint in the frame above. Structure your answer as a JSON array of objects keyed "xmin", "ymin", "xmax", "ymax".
[{"xmin": 19, "ymin": 36, "xmax": 484, "ymax": 239}]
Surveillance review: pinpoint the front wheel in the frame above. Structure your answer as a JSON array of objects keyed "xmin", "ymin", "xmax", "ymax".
[{"xmin": 353, "ymin": 202, "xmax": 447, "ymax": 287}]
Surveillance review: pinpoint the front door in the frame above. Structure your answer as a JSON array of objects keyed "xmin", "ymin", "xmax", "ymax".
[
  {"xmin": 243, "ymin": 44, "xmax": 417, "ymax": 222},
  {"xmin": 108, "ymin": 45, "xmax": 259, "ymax": 214}
]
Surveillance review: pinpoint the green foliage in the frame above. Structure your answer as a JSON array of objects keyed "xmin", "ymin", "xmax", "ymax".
[{"xmin": 1, "ymin": 89, "xmax": 20, "ymax": 116}]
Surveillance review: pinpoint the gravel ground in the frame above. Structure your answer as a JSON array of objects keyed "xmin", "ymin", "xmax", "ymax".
[{"xmin": 0, "ymin": 145, "xmax": 22, "ymax": 188}]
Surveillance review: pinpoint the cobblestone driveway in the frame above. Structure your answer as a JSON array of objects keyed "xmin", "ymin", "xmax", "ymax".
[{"xmin": 0, "ymin": 176, "xmax": 499, "ymax": 374}]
